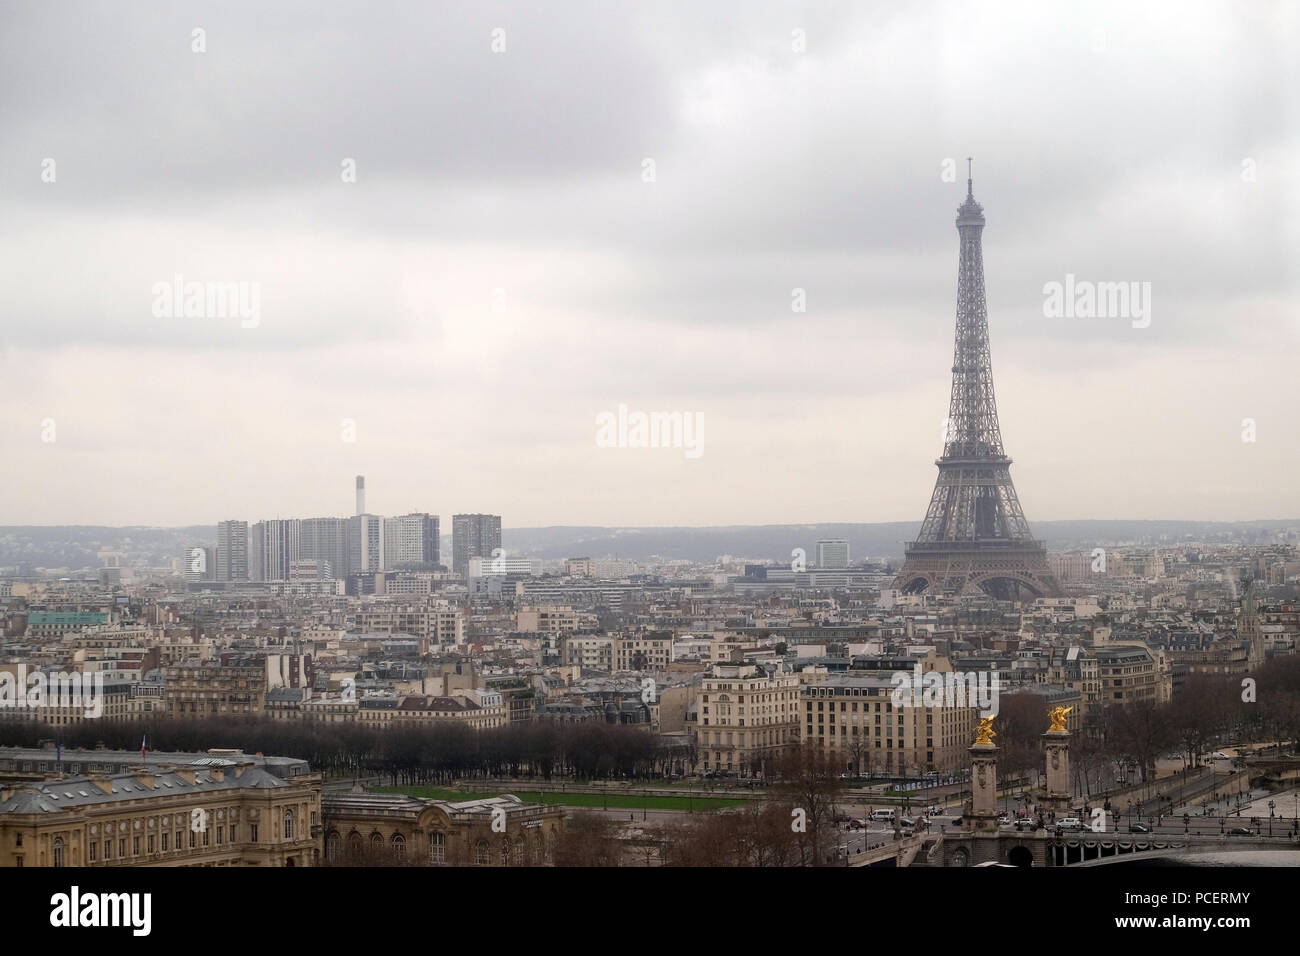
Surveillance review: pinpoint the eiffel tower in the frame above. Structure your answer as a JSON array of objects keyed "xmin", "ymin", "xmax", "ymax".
[{"xmin": 894, "ymin": 161, "xmax": 1062, "ymax": 601}]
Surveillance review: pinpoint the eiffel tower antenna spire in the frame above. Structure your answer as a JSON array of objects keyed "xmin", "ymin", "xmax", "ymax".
[
  {"xmin": 893, "ymin": 167, "xmax": 1062, "ymax": 602},
  {"xmin": 967, "ymin": 157, "xmax": 973, "ymax": 199}
]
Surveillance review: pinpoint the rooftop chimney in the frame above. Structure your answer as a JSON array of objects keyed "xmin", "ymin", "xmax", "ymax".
[{"xmin": 355, "ymin": 475, "xmax": 365, "ymax": 516}]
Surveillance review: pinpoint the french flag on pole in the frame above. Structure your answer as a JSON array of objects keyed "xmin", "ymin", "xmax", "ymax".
[{"xmin": 141, "ymin": 735, "xmax": 147, "ymax": 760}]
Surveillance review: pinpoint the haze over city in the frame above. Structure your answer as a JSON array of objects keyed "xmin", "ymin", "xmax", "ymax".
[{"xmin": 2, "ymin": 0, "xmax": 1297, "ymax": 527}]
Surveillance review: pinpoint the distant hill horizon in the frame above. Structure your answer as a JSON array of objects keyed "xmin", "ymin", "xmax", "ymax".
[
  {"xmin": 501, "ymin": 520, "xmax": 1298, "ymax": 563},
  {"xmin": 1, "ymin": 519, "xmax": 1294, "ymax": 568}
]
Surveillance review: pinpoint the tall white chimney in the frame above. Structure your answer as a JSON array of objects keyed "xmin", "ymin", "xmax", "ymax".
[{"xmin": 355, "ymin": 475, "xmax": 365, "ymax": 516}]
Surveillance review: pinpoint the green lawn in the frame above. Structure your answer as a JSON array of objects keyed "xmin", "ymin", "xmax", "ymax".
[{"xmin": 374, "ymin": 785, "xmax": 744, "ymax": 811}]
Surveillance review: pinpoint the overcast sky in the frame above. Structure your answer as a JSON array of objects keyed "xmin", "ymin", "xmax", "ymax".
[{"xmin": 1, "ymin": 0, "xmax": 1296, "ymax": 528}]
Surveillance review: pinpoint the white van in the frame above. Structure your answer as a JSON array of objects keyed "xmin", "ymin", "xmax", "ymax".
[{"xmin": 871, "ymin": 809, "xmax": 896, "ymax": 822}]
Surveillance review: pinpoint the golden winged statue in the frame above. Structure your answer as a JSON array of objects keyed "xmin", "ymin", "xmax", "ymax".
[
  {"xmin": 1048, "ymin": 706, "xmax": 1073, "ymax": 733},
  {"xmin": 974, "ymin": 717, "xmax": 996, "ymax": 746}
]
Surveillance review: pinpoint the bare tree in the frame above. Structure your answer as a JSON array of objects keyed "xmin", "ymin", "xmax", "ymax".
[{"xmin": 772, "ymin": 743, "xmax": 844, "ymax": 866}]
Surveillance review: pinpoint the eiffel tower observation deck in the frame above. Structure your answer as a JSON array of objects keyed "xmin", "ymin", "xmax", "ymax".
[{"xmin": 894, "ymin": 162, "xmax": 1062, "ymax": 602}]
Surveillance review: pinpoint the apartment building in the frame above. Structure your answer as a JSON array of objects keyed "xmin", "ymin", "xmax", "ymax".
[
  {"xmin": 1094, "ymin": 644, "xmax": 1169, "ymax": 705},
  {"xmin": 349, "ymin": 605, "xmax": 465, "ymax": 648},
  {"xmin": 616, "ymin": 634, "xmax": 673, "ymax": 672},
  {"xmin": 26, "ymin": 612, "xmax": 110, "ymax": 639},
  {"xmin": 696, "ymin": 663, "xmax": 800, "ymax": 775},
  {"xmin": 563, "ymin": 635, "xmax": 614, "ymax": 672},
  {"xmin": 801, "ymin": 673, "xmax": 979, "ymax": 776},
  {"xmin": 302, "ymin": 692, "xmax": 507, "ymax": 731},
  {"xmin": 163, "ymin": 660, "xmax": 267, "ymax": 719}
]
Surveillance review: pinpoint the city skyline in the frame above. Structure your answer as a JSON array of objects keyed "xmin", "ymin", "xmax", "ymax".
[{"xmin": 3, "ymin": 1, "xmax": 1296, "ymax": 527}]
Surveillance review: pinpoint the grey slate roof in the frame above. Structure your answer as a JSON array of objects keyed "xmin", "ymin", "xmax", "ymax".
[{"xmin": 0, "ymin": 764, "xmax": 288, "ymax": 814}]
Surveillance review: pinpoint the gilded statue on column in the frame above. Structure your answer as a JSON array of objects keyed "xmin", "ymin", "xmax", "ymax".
[{"xmin": 1048, "ymin": 706, "xmax": 1072, "ymax": 733}]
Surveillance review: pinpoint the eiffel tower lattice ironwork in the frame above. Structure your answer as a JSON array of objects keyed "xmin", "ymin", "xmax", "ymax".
[{"xmin": 894, "ymin": 162, "xmax": 1062, "ymax": 601}]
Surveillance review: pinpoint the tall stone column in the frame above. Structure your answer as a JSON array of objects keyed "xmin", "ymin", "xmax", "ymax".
[
  {"xmin": 967, "ymin": 719, "xmax": 999, "ymax": 833},
  {"xmin": 1041, "ymin": 707, "xmax": 1074, "ymax": 815},
  {"xmin": 1043, "ymin": 730, "xmax": 1071, "ymax": 807}
]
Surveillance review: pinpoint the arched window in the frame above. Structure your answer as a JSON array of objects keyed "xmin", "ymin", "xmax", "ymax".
[
  {"xmin": 282, "ymin": 809, "xmax": 294, "ymax": 841},
  {"xmin": 428, "ymin": 831, "xmax": 446, "ymax": 865},
  {"xmin": 347, "ymin": 832, "xmax": 362, "ymax": 860},
  {"xmin": 501, "ymin": 837, "xmax": 511, "ymax": 866},
  {"xmin": 531, "ymin": 832, "xmax": 543, "ymax": 865},
  {"xmin": 325, "ymin": 831, "xmax": 341, "ymax": 862},
  {"xmin": 391, "ymin": 833, "xmax": 406, "ymax": 861},
  {"xmin": 474, "ymin": 839, "xmax": 490, "ymax": 865},
  {"xmin": 52, "ymin": 837, "xmax": 65, "ymax": 868}
]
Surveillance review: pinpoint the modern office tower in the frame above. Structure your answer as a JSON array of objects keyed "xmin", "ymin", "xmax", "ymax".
[
  {"xmin": 468, "ymin": 555, "xmax": 541, "ymax": 576},
  {"xmin": 183, "ymin": 545, "xmax": 216, "ymax": 582},
  {"xmin": 289, "ymin": 559, "xmax": 333, "ymax": 580},
  {"xmin": 893, "ymin": 164, "xmax": 1061, "ymax": 600},
  {"xmin": 452, "ymin": 513, "xmax": 502, "ymax": 576},
  {"xmin": 250, "ymin": 519, "xmax": 300, "ymax": 581},
  {"xmin": 249, "ymin": 522, "xmax": 264, "ymax": 582},
  {"xmin": 816, "ymin": 538, "xmax": 850, "ymax": 569},
  {"xmin": 355, "ymin": 475, "xmax": 365, "ymax": 516},
  {"xmin": 299, "ymin": 517, "xmax": 349, "ymax": 579},
  {"xmin": 383, "ymin": 513, "xmax": 440, "ymax": 569},
  {"xmin": 216, "ymin": 520, "xmax": 249, "ymax": 582},
  {"xmin": 349, "ymin": 514, "xmax": 385, "ymax": 573}
]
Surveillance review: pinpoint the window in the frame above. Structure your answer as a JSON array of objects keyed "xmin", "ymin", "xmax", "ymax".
[
  {"xmin": 189, "ymin": 829, "xmax": 196, "ymax": 849},
  {"xmin": 475, "ymin": 840, "xmax": 490, "ymax": 865},
  {"xmin": 391, "ymin": 834, "xmax": 406, "ymax": 860},
  {"xmin": 250, "ymin": 823, "xmax": 259, "ymax": 843},
  {"xmin": 162, "ymin": 832, "xmax": 169, "ymax": 852},
  {"xmin": 53, "ymin": 837, "xmax": 65, "ymax": 867},
  {"xmin": 133, "ymin": 836, "xmax": 140, "ymax": 855},
  {"xmin": 283, "ymin": 810, "xmax": 295, "ymax": 840},
  {"xmin": 428, "ymin": 832, "xmax": 445, "ymax": 864},
  {"xmin": 119, "ymin": 839, "xmax": 126, "ymax": 857},
  {"xmin": 148, "ymin": 835, "xmax": 155, "ymax": 853},
  {"xmin": 89, "ymin": 842, "xmax": 97, "ymax": 862},
  {"xmin": 217, "ymin": 826, "xmax": 224, "ymax": 844}
]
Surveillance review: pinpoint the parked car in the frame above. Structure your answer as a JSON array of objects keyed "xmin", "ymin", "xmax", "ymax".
[
  {"xmin": 1227, "ymin": 827, "xmax": 1253, "ymax": 836},
  {"xmin": 1128, "ymin": 823, "xmax": 1151, "ymax": 833},
  {"xmin": 1055, "ymin": 817, "xmax": 1084, "ymax": 831}
]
